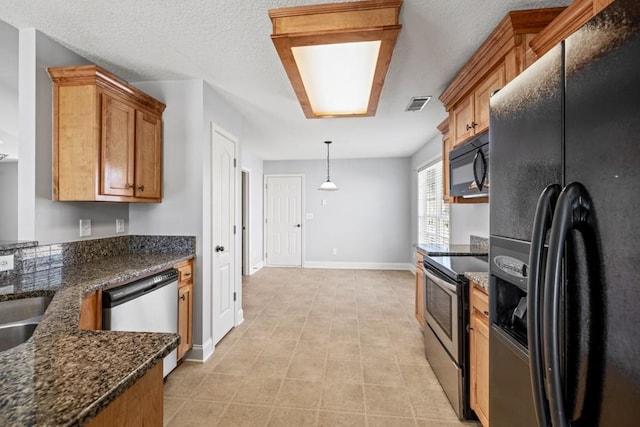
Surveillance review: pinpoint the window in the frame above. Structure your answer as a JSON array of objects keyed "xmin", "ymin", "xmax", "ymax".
[{"xmin": 418, "ymin": 160, "xmax": 449, "ymax": 244}]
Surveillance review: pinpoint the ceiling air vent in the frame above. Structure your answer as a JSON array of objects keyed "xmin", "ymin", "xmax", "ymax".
[{"xmin": 405, "ymin": 96, "xmax": 431, "ymax": 112}]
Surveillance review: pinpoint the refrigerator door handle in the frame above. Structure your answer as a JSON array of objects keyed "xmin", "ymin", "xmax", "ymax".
[
  {"xmin": 528, "ymin": 184, "xmax": 561, "ymax": 427},
  {"xmin": 543, "ymin": 182, "xmax": 592, "ymax": 427}
]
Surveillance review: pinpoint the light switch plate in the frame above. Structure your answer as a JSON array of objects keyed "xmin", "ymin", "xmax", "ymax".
[
  {"xmin": 305, "ymin": 213, "xmax": 314, "ymax": 220},
  {"xmin": 116, "ymin": 218, "xmax": 125, "ymax": 233},
  {"xmin": 0, "ymin": 255, "xmax": 14, "ymax": 272},
  {"xmin": 321, "ymin": 199, "xmax": 327, "ymax": 206},
  {"xmin": 79, "ymin": 219, "xmax": 92, "ymax": 237}
]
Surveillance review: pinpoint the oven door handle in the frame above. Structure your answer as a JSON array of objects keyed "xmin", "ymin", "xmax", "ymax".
[
  {"xmin": 424, "ymin": 269, "xmax": 458, "ymax": 295},
  {"xmin": 528, "ymin": 183, "xmax": 560, "ymax": 427}
]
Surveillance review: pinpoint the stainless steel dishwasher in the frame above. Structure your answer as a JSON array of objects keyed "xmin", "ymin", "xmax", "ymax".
[{"xmin": 102, "ymin": 268, "xmax": 179, "ymax": 378}]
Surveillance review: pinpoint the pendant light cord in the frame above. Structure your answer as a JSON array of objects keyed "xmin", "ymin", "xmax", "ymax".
[{"xmin": 326, "ymin": 142, "xmax": 331, "ymax": 181}]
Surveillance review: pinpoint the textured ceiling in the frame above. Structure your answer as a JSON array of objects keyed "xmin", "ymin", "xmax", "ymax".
[{"xmin": 0, "ymin": 0, "xmax": 571, "ymax": 160}]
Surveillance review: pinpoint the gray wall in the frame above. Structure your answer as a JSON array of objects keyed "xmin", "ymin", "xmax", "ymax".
[
  {"xmin": 0, "ymin": 20, "xmax": 18, "ymax": 159},
  {"xmin": 129, "ymin": 79, "xmax": 244, "ymax": 361},
  {"xmin": 0, "ymin": 162, "xmax": 18, "ymax": 240},
  {"xmin": 264, "ymin": 157, "xmax": 412, "ymax": 268},
  {"xmin": 18, "ymin": 29, "xmax": 129, "ymax": 243},
  {"xmin": 409, "ymin": 134, "xmax": 489, "ymax": 251}
]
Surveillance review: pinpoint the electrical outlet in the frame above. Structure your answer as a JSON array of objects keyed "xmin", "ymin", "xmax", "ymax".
[
  {"xmin": 79, "ymin": 219, "xmax": 92, "ymax": 237},
  {"xmin": 0, "ymin": 255, "xmax": 14, "ymax": 272},
  {"xmin": 321, "ymin": 200, "xmax": 327, "ymax": 206},
  {"xmin": 116, "ymin": 218, "xmax": 125, "ymax": 233},
  {"xmin": 332, "ymin": 248, "xmax": 337, "ymax": 255}
]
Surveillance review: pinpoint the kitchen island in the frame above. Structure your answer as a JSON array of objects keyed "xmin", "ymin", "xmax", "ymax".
[{"xmin": 0, "ymin": 252, "xmax": 193, "ymax": 426}]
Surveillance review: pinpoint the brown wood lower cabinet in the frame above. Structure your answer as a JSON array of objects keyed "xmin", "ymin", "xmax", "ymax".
[
  {"xmin": 414, "ymin": 251, "xmax": 425, "ymax": 329},
  {"xmin": 175, "ymin": 259, "xmax": 194, "ymax": 360},
  {"xmin": 79, "ymin": 290, "xmax": 102, "ymax": 330},
  {"xmin": 87, "ymin": 363, "xmax": 163, "ymax": 427},
  {"xmin": 470, "ymin": 283, "xmax": 490, "ymax": 427}
]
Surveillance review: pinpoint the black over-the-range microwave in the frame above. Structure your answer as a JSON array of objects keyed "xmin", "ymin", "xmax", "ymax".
[{"xmin": 449, "ymin": 131, "xmax": 489, "ymax": 198}]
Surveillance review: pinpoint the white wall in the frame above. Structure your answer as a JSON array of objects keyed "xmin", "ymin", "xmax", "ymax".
[
  {"xmin": 239, "ymin": 147, "xmax": 264, "ymax": 272},
  {"xmin": 264, "ymin": 157, "xmax": 412, "ymax": 269},
  {"xmin": 18, "ymin": 29, "xmax": 129, "ymax": 243},
  {"xmin": 0, "ymin": 162, "xmax": 18, "ymax": 240},
  {"xmin": 409, "ymin": 134, "xmax": 490, "ymax": 248},
  {"xmin": 129, "ymin": 79, "xmax": 244, "ymax": 362}
]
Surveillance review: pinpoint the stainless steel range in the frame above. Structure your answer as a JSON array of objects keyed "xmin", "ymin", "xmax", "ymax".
[{"xmin": 423, "ymin": 254, "xmax": 488, "ymax": 420}]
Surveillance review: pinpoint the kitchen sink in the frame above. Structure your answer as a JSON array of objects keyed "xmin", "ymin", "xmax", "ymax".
[
  {"xmin": 0, "ymin": 296, "xmax": 52, "ymax": 352},
  {"xmin": 0, "ymin": 296, "xmax": 52, "ymax": 325},
  {"xmin": 0, "ymin": 323, "xmax": 39, "ymax": 352}
]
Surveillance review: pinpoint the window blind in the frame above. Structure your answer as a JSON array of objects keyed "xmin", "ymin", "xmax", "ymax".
[{"xmin": 418, "ymin": 161, "xmax": 449, "ymax": 245}]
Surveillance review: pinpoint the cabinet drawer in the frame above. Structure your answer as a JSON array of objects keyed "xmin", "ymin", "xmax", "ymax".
[
  {"xmin": 416, "ymin": 251, "xmax": 424, "ymax": 268},
  {"xmin": 176, "ymin": 261, "xmax": 193, "ymax": 285},
  {"xmin": 471, "ymin": 285, "xmax": 489, "ymax": 318}
]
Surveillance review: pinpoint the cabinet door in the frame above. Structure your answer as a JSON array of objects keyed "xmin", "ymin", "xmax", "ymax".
[
  {"xmin": 135, "ymin": 111, "xmax": 162, "ymax": 199},
  {"xmin": 101, "ymin": 94, "xmax": 135, "ymax": 197},
  {"xmin": 451, "ymin": 95, "xmax": 474, "ymax": 147},
  {"xmin": 474, "ymin": 65, "xmax": 506, "ymax": 135},
  {"xmin": 475, "ymin": 314, "xmax": 490, "ymax": 426},
  {"xmin": 178, "ymin": 284, "xmax": 193, "ymax": 360},
  {"xmin": 415, "ymin": 265, "xmax": 425, "ymax": 328}
]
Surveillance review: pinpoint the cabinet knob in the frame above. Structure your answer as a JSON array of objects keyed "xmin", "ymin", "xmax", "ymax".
[
  {"xmin": 465, "ymin": 123, "xmax": 472, "ymax": 131},
  {"xmin": 471, "ymin": 121, "xmax": 478, "ymax": 128},
  {"xmin": 180, "ymin": 294, "xmax": 186, "ymax": 301},
  {"xmin": 484, "ymin": 310, "xmax": 489, "ymax": 316},
  {"xmin": 137, "ymin": 185, "xmax": 145, "ymax": 192},
  {"xmin": 127, "ymin": 184, "xmax": 134, "ymax": 189}
]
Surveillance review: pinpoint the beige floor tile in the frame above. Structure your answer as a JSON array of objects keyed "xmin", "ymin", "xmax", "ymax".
[
  {"xmin": 228, "ymin": 337, "xmax": 268, "ymax": 355},
  {"xmin": 271, "ymin": 325, "xmax": 304, "ymax": 340},
  {"xmin": 364, "ymin": 384, "xmax": 414, "ymax": 417},
  {"xmin": 233, "ymin": 376, "xmax": 283, "ymax": 405},
  {"xmin": 330, "ymin": 327, "xmax": 360, "ymax": 343},
  {"xmin": 324, "ymin": 359, "xmax": 363, "ymax": 383},
  {"xmin": 163, "ymin": 373, "xmax": 206, "ymax": 398},
  {"xmin": 317, "ymin": 411, "xmax": 366, "ymax": 427},
  {"xmin": 295, "ymin": 340, "xmax": 330, "ymax": 358},
  {"xmin": 399, "ymin": 363, "xmax": 440, "ymax": 389},
  {"xmin": 275, "ymin": 379, "xmax": 323, "ymax": 409},
  {"xmin": 415, "ymin": 420, "xmax": 478, "ymax": 427},
  {"xmin": 268, "ymin": 407, "xmax": 318, "ymax": 427},
  {"xmin": 190, "ymin": 373, "xmax": 245, "ymax": 402},
  {"xmin": 163, "ymin": 397, "xmax": 185, "ymax": 426},
  {"xmin": 300, "ymin": 327, "xmax": 332, "ymax": 343},
  {"xmin": 320, "ymin": 382, "xmax": 365, "ymax": 412},
  {"xmin": 362, "ymin": 362, "xmax": 404, "ymax": 386},
  {"xmin": 249, "ymin": 356, "xmax": 291, "ymax": 377},
  {"xmin": 367, "ymin": 415, "xmax": 417, "ymax": 427},
  {"xmin": 360, "ymin": 344, "xmax": 397, "ymax": 363},
  {"xmin": 212, "ymin": 353, "xmax": 258, "ymax": 375},
  {"xmin": 287, "ymin": 357, "xmax": 326, "ymax": 381},
  {"xmin": 166, "ymin": 400, "xmax": 226, "ymax": 427},
  {"xmin": 217, "ymin": 403, "xmax": 272, "ymax": 427},
  {"xmin": 262, "ymin": 338, "xmax": 298, "ymax": 357},
  {"xmin": 394, "ymin": 345, "xmax": 429, "ymax": 364},
  {"xmin": 409, "ymin": 386, "xmax": 459, "ymax": 420},
  {"xmin": 327, "ymin": 342, "xmax": 361, "ymax": 361}
]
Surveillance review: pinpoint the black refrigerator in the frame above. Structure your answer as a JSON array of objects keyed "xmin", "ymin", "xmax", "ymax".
[{"xmin": 488, "ymin": 0, "xmax": 640, "ymax": 426}]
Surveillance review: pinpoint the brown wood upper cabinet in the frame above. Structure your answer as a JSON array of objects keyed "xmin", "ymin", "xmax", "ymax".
[
  {"xmin": 438, "ymin": 8, "xmax": 564, "ymax": 203},
  {"xmin": 49, "ymin": 65, "xmax": 165, "ymax": 203}
]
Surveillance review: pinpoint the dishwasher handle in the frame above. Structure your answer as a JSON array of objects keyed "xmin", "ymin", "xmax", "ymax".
[{"xmin": 103, "ymin": 268, "xmax": 179, "ymax": 308}]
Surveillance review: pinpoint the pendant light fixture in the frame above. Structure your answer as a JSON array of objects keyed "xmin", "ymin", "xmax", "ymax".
[{"xmin": 318, "ymin": 140, "xmax": 339, "ymax": 191}]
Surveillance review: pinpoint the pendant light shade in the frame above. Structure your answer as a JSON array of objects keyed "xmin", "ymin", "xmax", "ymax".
[{"xmin": 318, "ymin": 140, "xmax": 339, "ymax": 191}]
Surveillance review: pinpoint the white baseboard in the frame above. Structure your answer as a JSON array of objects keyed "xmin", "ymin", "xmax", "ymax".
[
  {"xmin": 409, "ymin": 263, "xmax": 417, "ymax": 275},
  {"xmin": 185, "ymin": 337, "xmax": 214, "ymax": 363},
  {"xmin": 304, "ymin": 261, "xmax": 413, "ymax": 271},
  {"xmin": 236, "ymin": 309, "xmax": 244, "ymax": 327},
  {"xmin": 250, "ymin": 261, "xmax": 264, "ymax": 274}
]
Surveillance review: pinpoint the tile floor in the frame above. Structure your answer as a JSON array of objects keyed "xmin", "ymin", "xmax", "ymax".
[{"xmin": 163, "ymin": 268, "xmax": 479, "ymax": 426}]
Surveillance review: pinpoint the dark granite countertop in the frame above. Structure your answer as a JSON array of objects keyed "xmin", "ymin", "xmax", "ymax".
[
  {"xmin": 0, "ymin": 240, "xmax": 38, "ymax": 251},
  {"xmin": 465, "ymin": 272, "xmax": 489, "ymax": 292},
  {"xmin": 0, "ymin": 253, "xmax": 193, "ymax": 426},
  {"xmin": 415, "ymin": 243, "xmax": 488, "ymax": 256}
]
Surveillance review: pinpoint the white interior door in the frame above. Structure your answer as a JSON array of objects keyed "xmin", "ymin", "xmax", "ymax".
[
  {"xmin": 265, "ymin": 175, "xmax": 303, "ymax": 266},
  {"xmin": 211, "ymin": 127, "xmax": 236, "ymax": 344}
]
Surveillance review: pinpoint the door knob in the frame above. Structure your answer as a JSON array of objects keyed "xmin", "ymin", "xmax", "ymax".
[
  {"xmin": 215, "ymin": 245, "xmax": 225, "ymax": 252},
  {"xmin": 295, "ymin": 224, "xmax": 301, "ymax": 228}
]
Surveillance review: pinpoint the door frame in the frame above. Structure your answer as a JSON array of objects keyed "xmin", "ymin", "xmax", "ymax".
[
  {"xmin": 241, "ymin": 168, "xmax": 251, "ymax": 276},
  {"xmin": 263, "ymin": 174, "xmax": 305, "ymax": 268}
]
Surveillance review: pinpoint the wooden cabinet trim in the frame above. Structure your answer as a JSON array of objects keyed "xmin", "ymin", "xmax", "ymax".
[
  {"xmin": 48, "ymin": 65, "xmax": 165, "ymax": 114},
  {"xmin": 529, "ymin": 0, "xmax": 593, "ymax": 58},
  {"xmin": 79, "ymin": 290, "xmax": 102, "ymax": 331},
  {"xmin": 439, "ymin": 7, "xmax": 565, "ymax": 108}
]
